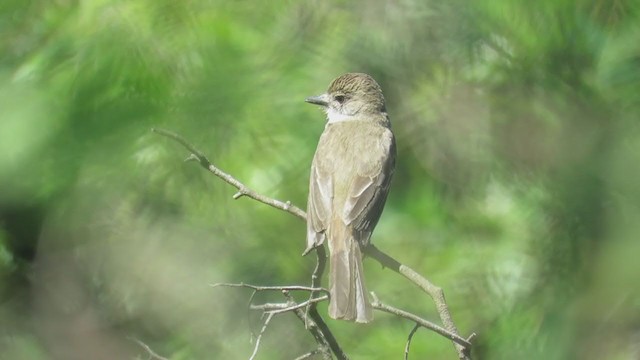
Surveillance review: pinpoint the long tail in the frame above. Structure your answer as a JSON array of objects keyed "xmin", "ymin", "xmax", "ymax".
[{"xmin": 328, "ymin": 225, "xmax": 373, "ymax": 323}]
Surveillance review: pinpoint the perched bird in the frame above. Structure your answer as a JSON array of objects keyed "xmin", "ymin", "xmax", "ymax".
[{"xmin": 305, "ymin": 73, "xmax": 396, "ymax": 323}]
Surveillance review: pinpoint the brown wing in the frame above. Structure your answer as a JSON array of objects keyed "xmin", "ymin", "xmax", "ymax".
[
  {"xmin": 342, "ymin": 129, "xmax": 396, "ymax": 246},
  {"xmin": 305, "ymin": 150, "xmax": 333, "ymax": 253}
]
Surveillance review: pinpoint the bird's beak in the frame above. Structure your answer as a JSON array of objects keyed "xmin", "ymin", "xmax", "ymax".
[{"xmin": 305, "ymin": 93, "xmax": 329, "ymax": 107}]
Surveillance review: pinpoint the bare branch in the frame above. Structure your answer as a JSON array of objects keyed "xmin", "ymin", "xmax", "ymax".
[
  {"xmin": 248, "ymin": 295, "xmax": 329, "ymax": 315},
  {"xmin": 364, "ymin": 246, "xmax": 473, "ymax": 359},
  {"xmin": 370, "ymin": 294, "xmax": 472, "ymax": 349},
  {"xmin": 294, "ymin": 350, "xmax": 322, "ymax": 360},
  {"xmin": 155, "ymin": 128, "xmax": 473, "ymax": 359},
  {"xmin": 404, "ymin": 324, "xmax": 420, "ymax": 360},
  {"xmin": 249, "ymin": 312, "xmax": 276, "ymax": 360},
  {"xmin": 129, "ymin": 337, "xmax": 170, "ymax": 360},
  {"xmin": 152, "ymin": 128, "xmax": 306, "ymax": 220},
  {"xmin": 268, "ymin": 295, "xmax": 329, "ymax": 315},
  {"xmin": 281, "ymin": 290, "xmax": 347, "ymax": 360},
  {"xmin": 309, "ymin": 246, "xmax": 326, "ymax": 291},
  {"xmin": 305, "ymin": 243, "xmax": 327, "ymax": 328},
  {"xmin": 211, "ymin": 280, "xmax": 342, "ymax": 358},
  {"xmin": 249, "ymin": 302, "xmax": 290, "ymax": 311},
  {"xmin": 210, "ymin": 282, "xmax": 328, "ymax": 295}
]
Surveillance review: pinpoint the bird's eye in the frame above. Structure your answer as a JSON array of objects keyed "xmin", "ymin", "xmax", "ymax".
[{"xmin": 334, "ymin": 95, "xmax": 346, "ymax": 103}]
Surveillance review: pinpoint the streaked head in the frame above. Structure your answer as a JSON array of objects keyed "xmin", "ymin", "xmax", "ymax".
[{"xmin": 306, "ymin": 73, "xmax": 386, "ymax": 122}]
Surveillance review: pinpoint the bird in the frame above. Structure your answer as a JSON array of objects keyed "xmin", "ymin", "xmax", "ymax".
[{"xmin": 304, "ymin": 73, "xmax": 396, "ymax": 323}]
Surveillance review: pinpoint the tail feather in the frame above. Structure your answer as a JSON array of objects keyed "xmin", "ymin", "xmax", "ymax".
[{"xmin": 328, "ymin": 232, "xmax": 373, "ymax": 323}]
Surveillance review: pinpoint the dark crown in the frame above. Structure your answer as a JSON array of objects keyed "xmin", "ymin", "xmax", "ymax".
[{"xmin": 327, "ymin": 73, "xmax": 386, "ymax": 112}]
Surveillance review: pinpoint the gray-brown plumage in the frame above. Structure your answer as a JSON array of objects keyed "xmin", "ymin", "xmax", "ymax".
[{"xmin": 305, "ymin": 73, "xmax": 395, "ymax": 323}]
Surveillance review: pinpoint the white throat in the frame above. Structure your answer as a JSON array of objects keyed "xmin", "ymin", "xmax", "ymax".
[{"xmin": 326, "ymin": 107, "xmax": 358, "ymax": 123}]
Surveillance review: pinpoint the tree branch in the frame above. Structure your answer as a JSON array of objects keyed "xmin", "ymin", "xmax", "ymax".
[
  {"xmin": 307, "ymin": 305, "xmax": 349, "ymax": 360},
  {"xmin": 210, "ymin": 283, "xmax": 328, "ymax": 295},
  {"xmin": 152, "ymin": 128, "xmax": 306, "ymax": 220},
  {"xmin": 249, "ymin": 312, "xmax": 275, "ymax": 360},
  {"xmin": 216, "ymin": 281, "xmax": 346, "ymax": 360},
  {"xmin": 294, "ymin": 350, "xmax": 322, "ymax": 360},
  {"xmin": 364, "ymin": 245, "xmax": 474, "ymax": 359},
  {"xmin": 370, "ymin": 293, "xmax": 471, "ymax": 349},
  {"xmin": 249, "ymin": 294, "xmax": 328, "ymax": 315},
  {"xmin": 154, "ymin": 127, "xmax": 473, "ymax": 359}
]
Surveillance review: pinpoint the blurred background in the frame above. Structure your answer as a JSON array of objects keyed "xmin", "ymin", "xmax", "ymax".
[{"xmin": 1, "ymin": 0, "xmax": 639, "ymax": 359}]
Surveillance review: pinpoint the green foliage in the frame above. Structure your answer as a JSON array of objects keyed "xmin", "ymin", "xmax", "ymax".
[{"xmin": 1, "ymin": 0, "xmax": 639, "ymax": 359}]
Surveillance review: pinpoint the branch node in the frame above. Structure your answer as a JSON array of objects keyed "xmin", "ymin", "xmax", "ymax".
[
  {"xmin": 184, "ymin": 154, "xmax": 199, "ymax": 163},
  {"xmin": 233, "ymin": 190, "xmax": 246, "ymax": 199},
  {"xmin": 370, "ymin": 291, "xmax": 380, "ymax": 305}
]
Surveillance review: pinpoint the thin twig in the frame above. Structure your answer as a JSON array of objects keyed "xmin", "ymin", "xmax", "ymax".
[
  {"xmin": 211, "ymin": 282, "xmax": 328, "ymax": 295},
  {"xmin": 217, "ymin": 281, "xmax": 331, "ymax": 349},
  {"xmin": 152, "ymin": 128, "xmax": 306, "ymax": 220},
  {"xmin": 305, "ymin": 244, "xmax": 327, "ymax": 328},
  {"xmin": 128, "ymin": 337, "xmax": 170, "ymax": 360},
  {"xmin": 364, "ymin": 245, "xmax": 472, "ymax": 359},
  {"xmin": 404, "ymin": 324, "xmax": 420, "ymax": 360},
  {"xmin": 212, "ymin": 281, "xmax": 339, "ymax": 357},
  {"xmin": 247, "ymin": 289, "xmax": 259, "ymax": 340},
  {"xmin": 249, "ymin": 312, "xmax": 276, "ymax": 360},
  {"xmin": 249, "ymin": 302, "xmax": 290, "ymax": 311},
  {"xmin": 268, "ymin": 295, "xmax": 329, "ymax": 315},
  {"xmin": 294, "ymin": 350, "xmax": 321, "ymax": 360},
  {"xmin": 370, "ymin": 293, "xmax": 471, "ymax": 349},
  {"xmin": 248, "ymin": 295, "xmax": 328, "ymax": 314}
]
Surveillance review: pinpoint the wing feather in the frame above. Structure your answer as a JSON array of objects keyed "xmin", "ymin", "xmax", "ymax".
[
  {"xmin": 342, "ymin": 129, "xmax": 395, "ymax": 245},
  {"xmin": 306, "ymin": 157, "xmax": 333, "ymax": 251}
]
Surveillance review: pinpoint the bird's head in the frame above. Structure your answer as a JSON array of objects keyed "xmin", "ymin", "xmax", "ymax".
[{"xmin": 306, "ymin": 73, "xmax": 386, "ymax": 123}]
